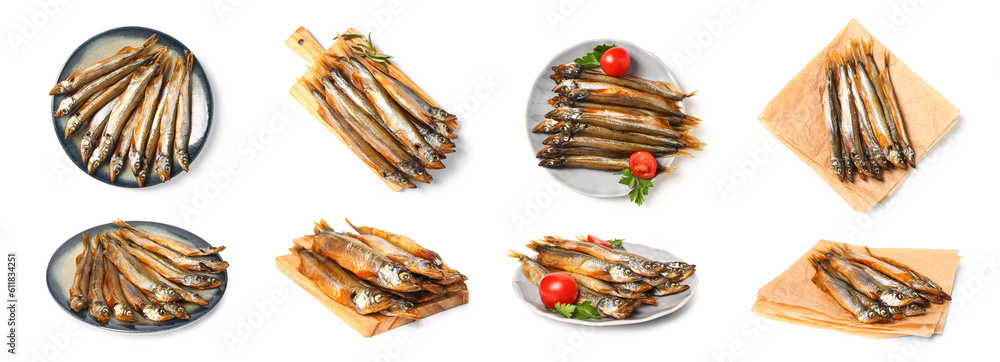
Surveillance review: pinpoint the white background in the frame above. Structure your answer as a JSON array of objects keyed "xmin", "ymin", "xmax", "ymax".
[{"xmin": 2, "ymin": 0, "xmax": 998, "ymax": 361}]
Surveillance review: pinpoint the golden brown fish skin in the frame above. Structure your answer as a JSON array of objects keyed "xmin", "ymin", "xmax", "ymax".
[
  {"xmin": 118, "ymin": 273, "xmax": 173, "ymax": 322},
  {"xmin": 542, "ymin": 133, "xmax": 686, "ymax": 155},
  {"xmin": 822, "ymin": 55, "xmax": 846, "ymax": 181},
  {"xmin": 80, "ymin": 93, "xmax": 121, "ymax": 163},
  {"xmin": 116, "ymin": 236, "xmax": 225, "ymax": 289},
  {"xmin": 348, "ymin": 232, "xmax": 444, "ymax": 279},
  {"xmin": 49, "ymin": 35, "xmax": 157, "ymax": 95},
  {"xmin": 56, "ymin": 49, "xmax": 160, "ymax": 118},
  {"xmin": 355, "ymin": 55, "xmax": 458, "ymax": 138},
  {"xmin": 861, "ymin": 40, "xmax": 906, "ymax": 170},
  {"xmin": 834, "ymin": 245, "xmax": 948, "ymax": 300},
  {"xmin": 109, "ymin": 232, "xmax": 209, "ymax": 306},
  {"xmin": 546, "ymin": 107, "xmax": 685, "ymax": 140},
  {"xmin": 87, "ymin": 241, "xmax": 111, "ymax": 324},
  {"xmin": 576, "ymin": 286, "xmax": 639, "ymax": 320},
  {"xmin": 101, "ymin": 234, "xmax": 180, "ymax": 303},
  {"xmin": 616, "ymin": 280, "xmax": 654, "ymax": 293},
  {"xmin": 527, "ymin": 242, "xmax": 640, "ymax": 283},
  {"xmin": 345, "ymin": 219, "xmax": 444, "ymax": 266},
  {"xmin": 831, "ymin": 52, "xmax": 871, "ymax": 179},
  {"xmin": 562, "ymin": 271, "xmax": 656, "ymax": 304},
  {"xmin": 296, "ymin": 247, "xmax": 396, "ymax": 315},
  {"xmin": 881, "ymin": 50, "xmax": 915, "ymax": 167},
  {"xmin": 846, "ymin": 285, "xmax": 893, "ymax": 322},
  {"xmin": 161, "ymin": 302, "xmax": 190, "ymax": 320},
  {"xmin": 548, "ymin": 95, "xmax": 680, "ymax": 118},
  {"xmin": 108, "ymin": 110, "xmax": 140, "ymax": 182},
  {"xmin": 649, "ymin": 282, "xmax": 690, "ymax": 297},
  {"xmin": 534, "ymin": 119, "xmax": 691, "ymax": 149},
  {"xmin": 89, "ymin": 55, "xmax": 164, "ymax": 175},
  {"xmin": 136, "ymin": 81, "xmax": 167, "ymax": 186},
  {"xmin": 101, "ymin": 259, "xmax": 138, "ymax": 323},
  {"xmin": 332, "ymin": 57, "xmax": 446, "ymax": 168},
  {"xmin": 508, "ymin": 250, "xmax": 550, "ymax": 285},
  {"xmin": 155, "ymin": 58, "xmax": 185, "ymax": 182},
  {"xmin": 309, "ymin": 221, "xmax": 422, "ymax": 292},
  {"xmin": 538, "ymin": 155, "xmax": 675, "ymax": 175},
  {"xmin": 312, "ymin": 67, "xmax": 438, "ymax": 178},
  {"xmin": 821, "ymin": 253, "xmax": 918, "ymax": 307},
  {"xmin": 313, "ymin": 249, "xmax": 421, "ymax": 319},
  {"xmin": 118, "ymin": 228, "xmax": 228, "ymax": 273},
  {"xmin": 536, "ymin": 146, "xmax": 666, "ymax": 159},
  {"xmin": 114, "ymin": 219, "xmax": 224, "ymax": 256},
  {"xmin": 174, "ymin": 51, "xmax": 194, "ymax": 172},
  {"xmin": 411, "ymin": 116, "xmax": 455, "ymax": 155},
  {"xmin": 850, "ymin": 41, "xmax": 904, "ymax": 168},
  {"xmin": 69, "ymin": 234, "xmax": 94, "ymax": 312},
  {"xmin": 554, "ymin": 80, "xmax": 684, "ymax": 116},
  {"xmin": 305, "ymin": 87, "xmax": 414, "ymax": 189},
  {"xmin": 810, "ymin": 258, "xmax": 882, "ymax": 324},
  {"xmin": 64, "ymin": 75, "xmax": 131, "ymax": 139},
  {"xmin": 551, "ymin": 63, "xmax": 694, "ymax": 101},
  {"xmin": 862, "ymin": 246, "xmax": 949, "ymax": 300},
  {"xmin": 540, "ymin": 237, "xmax": 665, "ymax": 277},
  {"xmin": 844, "ymin": 52, "xmax": 889, "ymax": 170}
]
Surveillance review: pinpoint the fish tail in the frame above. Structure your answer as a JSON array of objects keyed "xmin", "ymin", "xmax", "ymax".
[
  {"xmin": 313, "ymin": 219, "xmax": 334, "ymax": 234},
  {"xmin": 141, "ymin": 34, "xmax": 158, "ymax": 49},
  {"xmin": 677, "ymin": 150, "xmax": 694, "ymax": 158},
  {"xmin": 506, "ymin": 249, "xmax": 528, "ymax": 261},
  {"xmin": 525, "ymin": 240, "xmax": 545, "ymax": 252}
]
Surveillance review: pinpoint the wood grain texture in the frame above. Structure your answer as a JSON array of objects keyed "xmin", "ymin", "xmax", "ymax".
[{"xmin": 275, "ymin": 236, "xmax": 468, "ymax": 337}]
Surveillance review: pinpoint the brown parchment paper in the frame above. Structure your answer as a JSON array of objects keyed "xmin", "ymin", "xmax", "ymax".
[
  {"xmin": 758, "ymin": 19, "xmax": 959, "ymax": 212},
  {"xmin": 751, "ymin": 240, "xmax": 959, "ymax": 338}
]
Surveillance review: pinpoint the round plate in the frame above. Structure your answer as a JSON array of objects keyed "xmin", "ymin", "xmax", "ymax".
[
  {"xmin": 51, "ymin": 26, "xmax": 213, "ymax": 188},
  {"xmin": 511, "ymin": 242, "xmax": 697, "ymax": 326},
  {"xmin": 46, "ymin": 221, "xmax": 226, "ymax": 333},
  {"xmin": 525, "ymin": 39, "xmax": 682, "ymax": 197}
]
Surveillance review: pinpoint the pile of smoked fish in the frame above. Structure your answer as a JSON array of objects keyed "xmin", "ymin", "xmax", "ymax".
[
  {"xmin": 809, "ymin": 244, "xmax": 949, "ymax": 324},
  {"xmin": 510, "ymin": 237, "xmax": 695, "ymax": 320},
  {"xmin": 51, "ymin": 34, "xmax": 199, "ymax": 186},
  {"xmin": 822, "ymin": 39, "xmax": 915, "ymax": 182},
  {"xmin": 68, "ymin": 220, "xmax": 227, "ymax": 324},
  {"xmin": 291, "ymin": 220, "xmax": 467, "ymax": 320},
  {"xmin": 299, "ymin": 35, "xmax": 457, "ymax": 190},
  {"xmin": 534, "ymin": 63, "xmax": 704, "ymax": 173}
]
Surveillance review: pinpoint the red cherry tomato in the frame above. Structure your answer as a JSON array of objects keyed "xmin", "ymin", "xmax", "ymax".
[
  {"xmin": 600, "ymin": 47, "xmax": 631, "ymax": 76},
  {"xmin": 539, "ymin": 273, "xmax": 578, "ymax": 309},
  {"xmin": 586, "ymin": 235, "xmax": 612, "ymax": 248},
  {"xmin": 629, "ymin": 151, "xmax": 657, "ymax": 179}
]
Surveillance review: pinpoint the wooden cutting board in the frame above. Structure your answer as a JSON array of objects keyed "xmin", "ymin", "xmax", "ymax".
[
  {"xmin": 285, "ymin": 27, "xmax": 457, "ymax": 191},
  {"xmin": 275, "ymin": 237, "xmax": 469, "ymax": 337}
]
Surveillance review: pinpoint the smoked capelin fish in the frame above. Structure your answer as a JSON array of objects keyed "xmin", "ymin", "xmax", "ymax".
[
  {"xmin": 509, "ymin": 236, "xmax": 695, "ymax": 320},
  {"xmin": 808, "ymin": 244, "xmax": 948, "ymax": 324},
  {"xmin": 535, "ymin": 63, "xmax": 704, "ymax": 176},
  {"xmin": 294, "ymin": 32, "xmax": 459, "ymax": 191},
  {"xmin": 50, "ymin": 35, "xmax": 200, "ymax": 186},
  {"xmin": 64, "ymin": 219, "xmax": 226, "ymax": 325},
  {"xmin": 822, "ymin": 37, "xmax": 918, "ymax": 183},
  {"xmin": 290, "ymin": 219, "xmax": 466, "ymax": 320}
]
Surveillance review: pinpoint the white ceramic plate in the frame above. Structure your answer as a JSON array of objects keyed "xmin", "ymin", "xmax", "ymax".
[
  {"xmin": 525, "ymin": 39, "xmax": 682, "ymax": 197},
  {"xmin": 511, "ymin": 242, "xmax": 697, "ymax": 326}
]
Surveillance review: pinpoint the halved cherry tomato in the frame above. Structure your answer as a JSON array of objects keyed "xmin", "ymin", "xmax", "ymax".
[
  {"xmin": 600, "ymin": 47, "xmax": 631, "ymax": 76},
  {"xmin": 586, "ymin": 235, "xmax": 612, "ymax": 248},
  {"xmin": 629, "ymin": 151, "xmax": 657, "ymax": 179},
  {"xmin": 539, "ymin": 273, "xmax": 578, "ymax": 309}
]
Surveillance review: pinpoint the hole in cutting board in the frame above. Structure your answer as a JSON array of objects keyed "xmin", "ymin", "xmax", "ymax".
[{"xmin": 298, "ymin": 39, "xmax": 304, "ymax": 45}]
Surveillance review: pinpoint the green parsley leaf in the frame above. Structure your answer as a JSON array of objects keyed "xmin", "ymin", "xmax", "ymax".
[
  {"xmin": 572, "ymin": 301, "xmax": 602, "ymax": 319},
  {"xmin": 333, "ymin": 33, "xmax": 365, "ymax": 41},
  {"xmin": 551, "ymin": 302, "xmax": 576, "ymax": 318},
  {"xmin": 608, "ymin": 238, "xmax": 625, "ymax": 250},
  {"xmin": 573, "ymin": 44, "xmax": 616, "ymax": 68},
  {"xmin": 617, "ymin": 169, "xmax": 653, "ymax": 206}
]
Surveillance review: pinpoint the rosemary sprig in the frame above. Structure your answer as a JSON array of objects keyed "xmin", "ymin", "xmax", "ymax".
[{"xmin": 335, "ymin": 32, "xmax": 392, "ymax": 72}]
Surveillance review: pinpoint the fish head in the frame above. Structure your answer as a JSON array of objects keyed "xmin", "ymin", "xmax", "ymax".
[
  {"xmin": 427, "ymin": 107, "xmax": 453, "ymax": 122},
  {"xmin": 378, "ymin": 265, "xmax": 421, "ymax": 291},
  {"xmin": 156, "ymin": 156, "xmax": 171, "ymax": 177},
  {"xmin": 354, "ymin": 290, "xmax": 395, "ymax": 314},
  {"xmin": 155, "ymin": 286, "xmax": 179, "ymax": 302},
  {"xmin": 904, "ymin": 304, "xmax": 926, "ymax": 317},
  {"xmin": 871, "ymin": 305, "xmax": 892, "ymax": 319},
  {"xmin": 608, "ymin": 264, "xmax": 638, "ymax": 283},
  {"xmin": 91, "ymin": 302, "xmax": 111, "ymax": 324},
  {"xmin": 548, "ymin": 96, "xmax": 571, "ymax": 108},
  {"xmin": 69, "ymin": 296, "xmax": 87, "ymax": 311},
  {"xmin": 903, "ymin": 147, "xmax": 916, "ymax": 167},
  {"xmin": 551, "ymin": 63, "xmax": 582, "ymax": 79},
  {"xmin": 856, "ymin": 309, "xmax": 880, "ymax": 324},
  {"xmin": 418, "ymin": 146, "xmax": 441, "ymax": 165},
  {"xmin": 595, "ymin": 296, "xmax": 633, "ymax": 320},
  {"xmin": 177, "ymin": 151, "xmax": 189, "ymax": 168},
  {"xmin": 397, "ymin": 162, "xmax": 432, "ymax": 184},
  {"xmin": 542, "ymin": 132, "xmax": 572, "ymax": 146},
  {"xmin": 536, "ymin": 147, "xmax": 562, "ymax": 158},
  {"xmin": 144, "ymin": 305, "xmax": 174, "ymax": 322},
  {"xmin": 661, "ymin": 266, "xmax": 685, "ymax": 280},
  {"xmin": 887, "ymin": 149, "xmax": 905, "ymax": 168},
  {"xmin": 532, "ymin": 119, "xmax": 559, "ymax": 133},
  {"xmin": 537, "ymin": 158, "xmax": 565, "ymax": 169},
  {"xmin": 627, "ymin": 259, "xmax": 659, "ymax": 277},
  {"xmin": 388, "ymin": 300, "xmax": 421, "ymax": 320},
  {"xmin": 563, "ymin": 89, "xmax": 589, "ymax": 102},
  {"xmin": 552, "ymin": 80, "xmax": 579, "ymax": 94},
  {"xmin": 831, "ymin": 158, "xmax": 846, "ymax": 181},
  {"xmin": 382, "ymin": 171, "xmax": 416, "ymax": 189}
]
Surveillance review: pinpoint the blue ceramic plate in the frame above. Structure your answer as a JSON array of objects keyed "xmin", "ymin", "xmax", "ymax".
[
  {"xmin": 511, "ymin": 242, "xmax": 697, "ymax": 326},
  {"xmin": 51, "ymin": 26, "xmax": 213, "ymax": 188},
  {"xmin": 525, "ymin": 39, "xmax": 683, "ymax": 197},
  {"xmin": 46, "ymin": 221, "xmax": 226, "ymax": 333}
]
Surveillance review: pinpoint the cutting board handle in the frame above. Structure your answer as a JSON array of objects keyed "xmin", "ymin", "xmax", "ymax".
[{"xmin": 286, "ymin": 27, "xmax": 325, "ymax": 62}]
